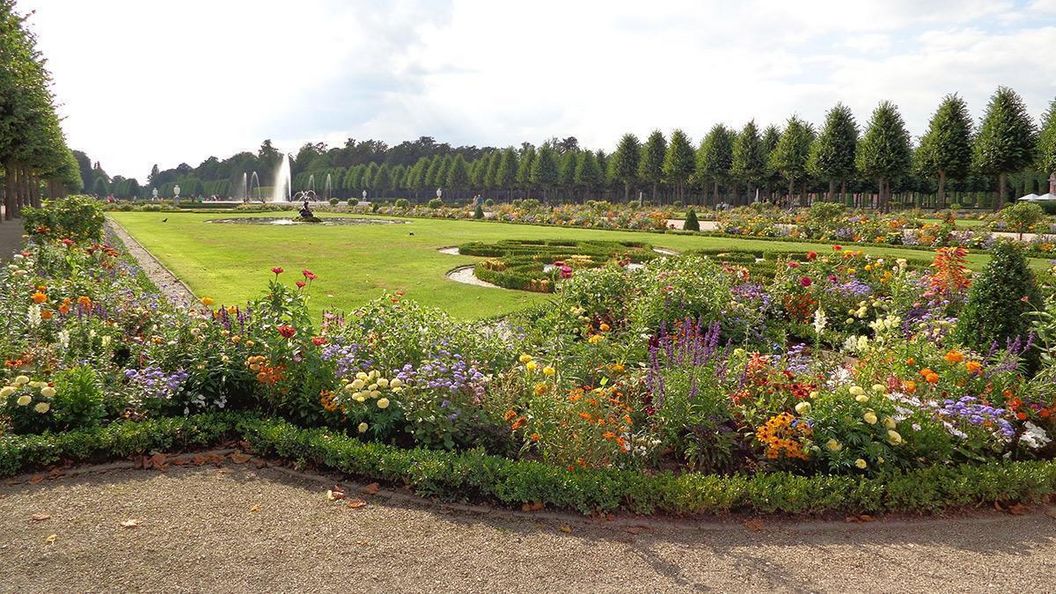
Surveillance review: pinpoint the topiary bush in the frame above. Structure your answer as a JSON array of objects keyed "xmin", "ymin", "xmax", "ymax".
[
  {"xmin": 954, "ymin": 241, "xmax": 1041, "ymax": 357},
  {"xmin": 684, "ymin": 207, "xmax": 700, "ymax": 231},
  {"xmin": 428, "ymin": 198, "xmax": 443, "ymax": 209},
  {"xmin": 474, "ymin": 204, "xmax": 485, "ymax": 219},
  {"xmin": 23, "ymin": 195, "xmax": 105, "ymax": 242},
  {"xmin": 394, "ymin": 198, "xmax": 410, "ymax": 209},
  {"xmin": 1001, "ymin": 201, "xmax": 1046, "ymax": 239}
]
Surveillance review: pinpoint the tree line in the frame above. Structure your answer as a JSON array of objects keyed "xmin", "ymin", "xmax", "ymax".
[
  {"xmin": 96, "ymin": 87, "xmax": 1056, "ymax": 211},
  {"xmin": 0, "ymin": 0, "xmax": 81, "ymax": 222}
]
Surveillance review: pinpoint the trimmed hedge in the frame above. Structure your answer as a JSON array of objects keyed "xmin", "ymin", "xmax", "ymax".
[{"xmin": 4, "ymin": 414, "xmax": 1056, "ymax": 516}]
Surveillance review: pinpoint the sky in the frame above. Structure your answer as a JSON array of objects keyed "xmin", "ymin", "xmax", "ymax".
[{"xmin": 19, "ymin": 0, "xmax": 1056, "ymax": 181}]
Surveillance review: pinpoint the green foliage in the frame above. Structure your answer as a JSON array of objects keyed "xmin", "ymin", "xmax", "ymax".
[
  {"xmin": 809, "ymin": 104, "xmax": 858, "ymax": 182},
  {"xmin": 638, "ymin": 130, "xmax": 667, "ymax": 196},
  {"xmin": 954, "ymin": 242, "xmax": 1041, "ymax": 354},
  {"xmin": 916, "ymin": 94, "xmax": 973, "ymax": 181},
  {"xmin": 611, "ymin": 133, "xmax": 641, "ymax": 198},
  {"xmin": 1037, "ymin": 98, "xmax": 1056, "ymax": 178},
  {"xmin": 427, "ymin": 198, "xmax": 443, "ymax": 209},
  {"xmin": 530, "ymin": 146, "xmax": 559, "ymax": 194},
  {"xmin": 1001, "ymin": 201, "xmax": 1045, "ymax": 237},
  {"xmin": 394, "ymin": 198, "xmax": 410, "ymax": 209},
  {"xmin": 684, "ymin": 207, "xmax": 700, "ymax": 231},
  {"xmin": 731, "ymin": 120, "xmax": 766, "ymax": 189},
  {"xmin": 696, "ymin": 124, "xmax": 735, "ymax": 191},
  {"xmin": 473, "ymin": 203, "xmax": 484, "ymax": 219},
  {"xmin": 445, "ymin": 154, "xmax": 470, "ymax": 189},
  {"xmin": 973, "ymin": 86, "xmax": 1038, "ymax": 177},
  {"xmin": 50, "ymin": 365, "xmax": 105, "ymax": 431},
  {"xmin": 770, "ymin": 116, "xmax": 815, "ymax": 187},
  {"xmin": 23, "ymin": 194, "xmax": 106, "ymax": 241},
  {"xmin": 662, "ymin": 129, "xmax": 696, "ymax": 200}
]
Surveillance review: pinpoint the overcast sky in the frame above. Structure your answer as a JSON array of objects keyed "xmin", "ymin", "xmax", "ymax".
[{"xmin": 19, "ymin": 0, "xmax": 1056, "ymax": 181}]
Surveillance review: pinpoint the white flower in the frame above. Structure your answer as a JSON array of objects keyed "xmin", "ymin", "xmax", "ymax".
[
  {"xmin": 377, "ymin": 398, "xmax": 390, "ymax": 409},
  {"xmin": 16, "ymin": 395, "xmax": 32, "ymax": 406},
  {"xmin": 27, "ymin": 304, "xmax": 41, "ymax": 328},
  {"xmin": 1021, "ymin": 422, "xmax": 1052, "ymax": 450},
  {"xmin": 0, "ymin": 386, "xmax": 15, "ymax": 398},
  {"xmin": 14, "ymin": 376, "xmax": 30, "ymax": 386},
  {"xmin": 40, "ymin": 387, "xmax": 56, "ymax": 398},
  {"xmin": 813, "ymin": 308, "xmax": 827, "ymax": 337},
  {"xmin": 34, "ymin": 402, "xmax": 50, "ymax": 413},
  {"xmin": 357, "ymin": 422, "xmax": 368, "ymax": 433}
]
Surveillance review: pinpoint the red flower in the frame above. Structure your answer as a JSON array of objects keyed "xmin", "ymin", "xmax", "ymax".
[
  {"xmin": 302, "ymin": 269, "xmax": 317, "ymax": 281},
  {"xmin": 786, "ymin": 261, "xmax": 799, "ymax": 269},
  {"xmin": 806, "ymin": 251, "xmax": 817, "ymax": 261},
  {"xmin": 311, "ymin": 336, "xmax": 327, "ymax": 346},
  {"xmin": 277, "ymin": 324, "xmax": 296, "ymax": 338},
  {"xmin": 800, "ymin": 276, "xmax": 813, "ymax": 287},
  {"xmin": 272, "ymin": 267, "xmax": 284, "ymax": 275},
  {"xmin": 296, "ymin": 281, "xmax": 306, "ymax": 289},
  {"xmin": 832, "ymin": 245, "xmax": 842, "ymax": 251}
]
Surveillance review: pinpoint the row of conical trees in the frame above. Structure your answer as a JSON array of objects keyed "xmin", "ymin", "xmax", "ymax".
[
  {"xmin": 271, "ymin": 87, "xmax": 1054, "ymax": 210},
  {"xmin": 0, "ymin": 1, "xmax": 81, "ymax": 221}
]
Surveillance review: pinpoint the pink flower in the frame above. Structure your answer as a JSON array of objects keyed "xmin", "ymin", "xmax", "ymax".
[
  {"xmin": 302, "ymin": 269, "xmax": 317, "ymax": 281},
  {"xmin": 807, "ymin": 251, "xmax": 817, "ymax": 261},
  {"xmin": 277, "ymin": 324, "xmax": 296, "ymax": 339},
  {"xmin": 272, "ymin": 267, "xmax": 284, "ymax": 275},
  {"xmin": 800, "ymin": 276, "xmax": 813, "ymax": 287}
]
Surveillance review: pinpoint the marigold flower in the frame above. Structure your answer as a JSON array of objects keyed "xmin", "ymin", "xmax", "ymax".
[
  {"xmin": 533, "ymin": 383, "xmax": 548, "ymax": 396},
  {"xmin": 31, "ymin": 291, "xmax": 47, "ymax": 304},
  {"xmin": 518, "ymin": 353, "xmax": 533, "ymax": 364},
  {"xmin": 77, "ymin": 295, "xmax": 92, "ymax": 308},
  {"xmin": 965, "ymin": 361, "xmax": 983, "ymax": 375},
  {"xmin": 40, "ymin": 386, "xmax": 55, "ymax": 398},
  {"xmin": 511, "ymin": 417, "xmax": 527, "ymax": 430},
  {"xmin": 903, "ymin": 380, "xmax": 917, "ymax": 394},
  {"xmin": 825, "ymin": 439, "xmax": 842, "ymax": 452},
  {"xmin": 855, "ymin": 458, "xmax": 867, "ymax": 469},
  {"xmin": 944, "ymin": 350, "xmax": 964, "ymax": 364},
  {"xmin": 598, "ymin": 323, "xmax": 610, "ymax": 332},
  {"xmin": 588, "ymin": 334, "xmax": 604, "ymax": 344},
  {"xmin": 358, "ymin": 422, "xmax": 369, "ymax": 433},
  {"xmin": 16, "ymin": 395, "xmax": 32, "ymax": 406},
  {"xmin": 542, "ymin": 366, "xmax": 556, "ymax": 377},
  {"xmin": 794, "ymin": 401, "xmax": 811, "ymax": 415},
  {"xmin": 863, "ymin": 411, "xmax": 878, "ymax": 425},
  {"xmin": 311, "ymin": 336, "xmax": 327, "ymax": 346},
  {"xmin": 40, "ymin": 309, "xmax": 53, "ymax": 320},
  {"xmin": 34, "ymin": 402, "xmax": 50, "ymax": 413},
  {"xmin": 529, "ymin": 432, "xmax": 540, "ymax": 442},
  {"xmin": 525, "ymin": 360, "xmax": 538, "ymax": 372},
  {"xmin": 376, "ymin": 398, "xmax": 390, "ymax": 409}
]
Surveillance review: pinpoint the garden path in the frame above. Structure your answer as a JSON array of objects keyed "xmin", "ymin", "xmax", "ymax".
[
  {"xmin": 0, "ymin": 209, "xmax": 24, "ymax": 260},
  {"xmin": 2, "ymin": 462, "xmax": 1054, "ymax": 593},
  {"xmin": 105, "ymin": 218, "xmax": 197, "ymax": 307}
]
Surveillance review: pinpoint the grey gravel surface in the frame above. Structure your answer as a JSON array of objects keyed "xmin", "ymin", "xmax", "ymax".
[{"xmin": 1, "ymin": 463, "xmax": 1055, "ymax": 593}]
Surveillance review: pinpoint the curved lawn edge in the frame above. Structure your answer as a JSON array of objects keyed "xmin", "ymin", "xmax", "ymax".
[{"xmin": 4, "ymin": 413, "xmax": 1056, "ymax": 516}]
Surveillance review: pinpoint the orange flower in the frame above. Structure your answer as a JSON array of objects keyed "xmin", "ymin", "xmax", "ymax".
[
  {"xmin": 578, "ymin": 412, "xmax": 593, "ymax": 422},
  {"xmin": 944, "ymin": 350, "xmax": 964, "ymax": 364},
  {"xmin": 31, "ymin": 292, "xmax": 47, "ymax": 304},
  {"xmin": 965, "ymin": 361, "xmax": 983, "ymax": 375},
  {"xmin": 529, "ymin": 432, "xmax": 541, "ymax": 442},
  {"xmin": 903, "ymin": 380, "xmax": 917, "ymax": 394},
  {"xmin": 503, "ymin": 409, "xmax": 517, "ymax": 422},
  {"xmin": 77, "ymin": 295, "xmax": 92, "ymax": 308},
  {"xmin": 40, "ymin": 309, "xmax": 53, "ymax": 320},
  {"xmin": 511, "ymin": 417, "xmax": 527, "ymax": 431},
  {"xmin": 925, "ymin": 372, "xmax": 939, "ymax": 384},
  {"xmin": 905, "ymin": 357, "xmax": 916, "ymax": 366}
]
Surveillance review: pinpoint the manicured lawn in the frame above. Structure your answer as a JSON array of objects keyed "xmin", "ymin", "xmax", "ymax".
[{"xmin": 109, "ymin": 211, "xmax": 1040, "ymax": 320}]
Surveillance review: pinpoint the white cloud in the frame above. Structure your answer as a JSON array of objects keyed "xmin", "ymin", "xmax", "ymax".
[{"xmin": 18, "ymin": 0, "xmax": 1056, "ymax": 178}]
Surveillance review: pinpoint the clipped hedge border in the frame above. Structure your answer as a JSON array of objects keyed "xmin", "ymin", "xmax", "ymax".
[{"xmin": 4, "ymin": 414, "xmax": 1056, "ymax": 516}]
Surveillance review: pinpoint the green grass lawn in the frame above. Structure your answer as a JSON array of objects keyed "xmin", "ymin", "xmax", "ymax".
[{"xmin": 109, "ymin": 211, "xmax": 1045, "ymax": 320}]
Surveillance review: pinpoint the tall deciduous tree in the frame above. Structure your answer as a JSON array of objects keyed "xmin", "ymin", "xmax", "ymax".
[
  {"xmin": 731, "ymin": 120, "xmax": 765, "ymax": 204},
  {"xmin": 516, "ymin": 146, "xmax": 535, "ymax": 198},
  {"xmin": 445, "ymin": 154, "xmax": 470, "ymax": 191},
  {"xmin": 696, "ymin": 124, "xmax": 734, "ymax": 206},
  {"xmin": 916, "ymin": 94, "xmax": 973, "ymax": 206},
  {"xmin": 638, "ymin": 130, "xmax": 666, "ymax": 203},
  {"xmin": 973, "ymin": 86, "xmax": 1037, "ymax": 210},
  {"xmin": 856, "ymin": 102, "xmax": 911, "ymax": 211},
  {"xmin": 558, "ymin": 151, "xmax": 578, "ymax": 200},
  {"xmin": 663, "ymin": 129, "xmax": 695, "ymax": 204},
  {"xmin": 808, "ymin": 104, "xmax": 858, "ymax": 201},
  {"xmin": 611, "ymin": 133, "xmax": 641, "ymax": 202},
  {"xmin": 574, "ymin": 150, "xmax": 602, "ymax": 199},
  {"xmin": 530, "ymin": 145, "xmax": 559, "ymax": 201},
  {"xmin": 496, "ymin": 148, "xmax": 518, "ymax": 200},
  {"xmin": 1035, "ymin": 98, "xmax": 1056, "ymax": 194},
  {"xmin": 770, "ymin": 116, "xmax": 815, "ymax": 206}
]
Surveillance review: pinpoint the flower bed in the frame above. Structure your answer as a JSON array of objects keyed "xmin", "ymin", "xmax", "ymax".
[{"xmin": 4, "ymin": 197, "xmax": 1056, "ymax": 516}]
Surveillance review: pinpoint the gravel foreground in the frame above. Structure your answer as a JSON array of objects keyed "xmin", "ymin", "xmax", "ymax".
[{"xmin": 1, "ymin": 462, "xmax": 1055, "ymax": 593}]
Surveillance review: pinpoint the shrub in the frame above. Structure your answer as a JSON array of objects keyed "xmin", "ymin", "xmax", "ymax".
[
  {"xmin": 329, "ymin": 198, "xmax": 339, "ymax": 206},
  {"xmin": 346, "ymin": 199, "xmax": 355, "ymax": 206},
  {"xmin": 474, "ymin": 204, "xmax": 485, "ymax": 219},
  {"xmin": 1002, "ymin": 202, "xmax": 1045, "ymax": 239},
  {"xmin": 684, "ymin": 208, "xmax": 700, "ymax": 232},
  {"xmin": 484, "ymin": 199, "xmax": 494, "ymax": 208},
  {"xmin": 23, "ymin": 195, "xmax": 105, "ymax": 242},
  {"xmin": 954, "ymin": 241, "xmax": 1041, "ymax": 357},
  {"xmin": 428, "ymin": 198, "xmax": 443, "ymax": 209},
  {"xmin": 51, "ymin": 366, "xmax": 106, "ymax": 431},
  {"xmin": 394, "ymin": 198, "xmax": 410, "ymax": 209},
  {"xmin": 632, "ymin": 256, "xmax": 734, "ymax": 332}
]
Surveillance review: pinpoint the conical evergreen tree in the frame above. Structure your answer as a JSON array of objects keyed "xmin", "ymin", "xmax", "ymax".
[
  {"xmin": 611, "ymin": 133, "xmax": 641, "ymax": 202},
  {"xmin": 808, "ymin": 104, "xmax": 858, "ymax": 201},
  {"xmin": 916, "ymin": 95, "xmax": 972, "ymax": 206},
  {"xmin": 663, "ymin": 129, "xmax": 695, "ymax": 204},
  {"xmin": 856, "ymin": 102, "xmax": 911, "ymax": 211},
  {"xmin": 638, "ymin": 130, "xmax": 666, "ymax": 203},
  {"xmin": 973, "ymin": 87, "xmax": 1037, "ymax": 210}
]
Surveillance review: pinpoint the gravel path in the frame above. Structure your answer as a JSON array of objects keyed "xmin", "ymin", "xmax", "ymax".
[
  {"xmin": 1, "ymin": 463, "xmax": 1054, "ymax": 593},
  {"xmin": 105, "ymin": 218, "xmax": 197, "ymax": 307}
]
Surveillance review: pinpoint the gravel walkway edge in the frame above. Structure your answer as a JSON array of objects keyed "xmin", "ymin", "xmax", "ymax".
[{"xmin": 105, "ymin": 217, "xmax": 197, "ymax": 307}]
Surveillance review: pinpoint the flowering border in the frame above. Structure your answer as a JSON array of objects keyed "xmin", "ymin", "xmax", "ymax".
[{"xmin": 3, "ymin": 413, "xmax": 1056, "ymax": 516}]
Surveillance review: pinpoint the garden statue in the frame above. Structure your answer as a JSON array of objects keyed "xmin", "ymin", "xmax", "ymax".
[
  {"xmin": 299, "ymin": 198, "xmax": 314, "ymax": 219},
  {"xmin": 151, "ymin": 188, "xmax": 158, "ymax": 200}
]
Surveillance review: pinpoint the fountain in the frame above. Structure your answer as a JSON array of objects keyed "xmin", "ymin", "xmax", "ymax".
[
  {"xmin": 249, "ymin": 171, "xmax": 261, "ymax": 202},
  {"xmin": 306, "ymin": 173, "xmax": 316, "ymax": 196},
  {"xmin": 238, "ymin": 172, "xmax": 248, "ymax": 201},
  {"xmin": 324, "ymin": 173, "xmax": 333, "ymax": 201},
  {"xmin": 269, "ymin": 154, "xmax": 292, "ymax": 202}
]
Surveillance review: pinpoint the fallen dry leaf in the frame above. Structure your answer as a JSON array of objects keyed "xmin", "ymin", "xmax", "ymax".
[
  {"xmin": 31, "ymin": 513, "xmax": 51, "ymax": 522},
  {"xmin": 120, "ymin": 519, "xmax": 140, "ymax": 528},
  {"xmin": 743, "ymin": 519, "xmax": 765, "ymax": 532},
  {"xmin": 521, "ymin": 502, "xmax": 545, "ymax": 512},
  {"xmin": 45, "ymin": 534, "xmax": 57, "ymax": 544},
  {"xmin": 29, "ymin": 474, "xmax": 45, "ymax": 485},
  {"xmin": 148, "ymin": 453, "xmax": 167, "ymax": 470},
  {"xmin": 326, "ymin": 487, "xmax": 347, "ymax": 501},
  {"xmin": 229, "ymin": 452, "xmax": 252, "ymax": 464},
  {"xmin": 361, "ymin": 483, "xmax": 380, "ymax": 495},
  {"xmin": 250, "ymin": 504, "xmax": 262, "ymax": 513},
  {"xmin": 558, "ymin": 524, "xmax": 573, "ymax": 534},
  {"xmin": 346, "ymin": 498, "xmax": 367, "ymax": 509},
  {"xmin": 1008, "ymin": 503, "xmax": 1028, "ymax": 516}
]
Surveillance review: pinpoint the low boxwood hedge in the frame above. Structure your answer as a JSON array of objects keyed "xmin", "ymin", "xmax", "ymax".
[{"xmin": 4, "ymin": 414, "xmax": 1056, "ymax": 516}]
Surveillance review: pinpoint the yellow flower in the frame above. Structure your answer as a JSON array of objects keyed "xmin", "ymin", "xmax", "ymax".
[
  {"xmin": 588, "ymin": 334, "xmax": 604, "ymax": 344},
  {"xmin": 848, "ymin": 385, "xmax": 864, "ymax": 396},
  {"xmin": 200, "ymin": 296, "xmax": 215, "ymax": 307},
  {"xmin": 34, "ymin": 402, "xmax": 50, "ymax": 413},
  {"xmin": 40, "ymin": 387, "xmax": 56, "ymax": 398},
  {"xmin": 887, "ymin": 430, "xmax": 903, "ymax": 445},
  {"xmin": 390, "ymin": 378, "xmax": 403, "ymax": 388},
  {"xmin": 525, "ymin": 360, "xmax": 538, "ymax": 372},
  {"xmin": 543, "ymin": 366, "xmax": 556, "ymax": 377},
  {"xmin": 794, "ymin": 401, "xmax": 811, "ymax": 415},
  {"xmin": 863, "ymin": 411, "xmax": 878, "ymax": 425},
  {"xmin": 855, "ymin": 395, "xmax": 869, "ymax": 404},
  {"xmin": 518, "ymin": 353, "xmax": 533, "ymax": 364},
  {"xmin": 376, "ymin": 398, "xmax": 390, "ymax": 409},
  {"xmin": 16, "ymin": 394, "xmax": 32, "ymax": 406},
  {"xmin": 883, "ymin": 416, "xmax": 896, "ymax": 430},
  {"xmin": 855, "ymin": 458, "xmax": 868, "ymax": 469},
  {"xmin": 533, "ymin": 383, "xmax": 548, "ymax": 396},
  {"xmin": 871, "ymin": 384, "xmax": 886, "ymax": 393},
  {"xmin": 14, "ymin": 375, "xmax": 30, "ymax": 386},
  {"xmin": 0, "ymin": 386, "xmax": 15, "ymax": 398},
  {"xmin": 357, "ymin": 422, "xmax": 368, "ymax": 433}
]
